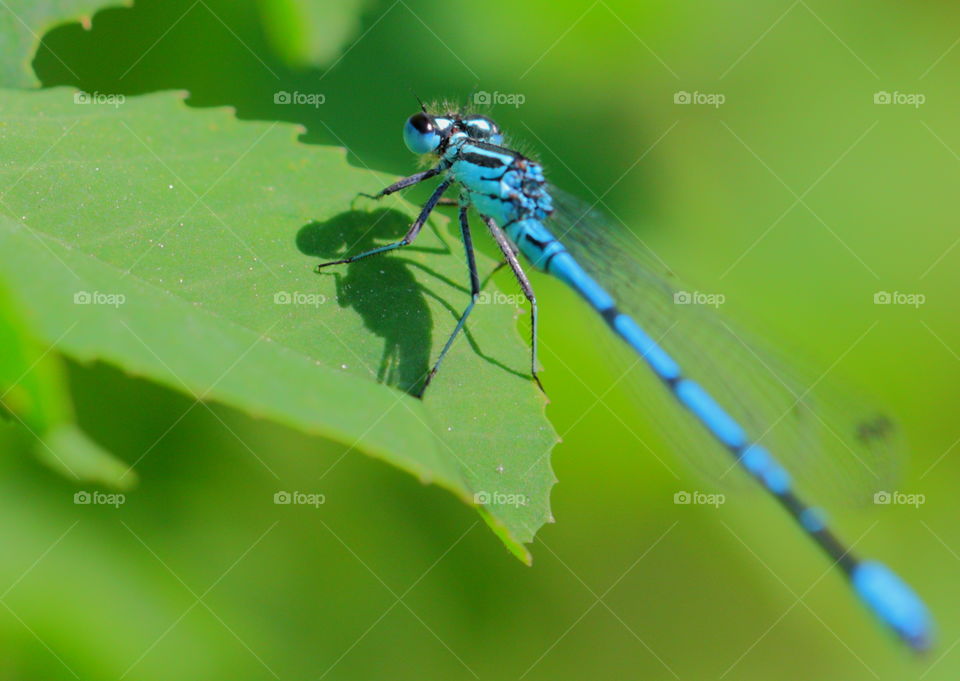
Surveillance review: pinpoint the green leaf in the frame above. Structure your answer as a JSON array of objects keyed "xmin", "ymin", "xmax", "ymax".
[
  {"xmin": 0, "ymin": 88, "xmax": 557, "ymax": 561},
  {"xmin": 254, "ymin": 0, "xmax": 371, "ymax": 68},
  {"xmin": 0, "ymin": 0, "xmax": 131, "ymax": 88},
  {"xmin": 0, "ymin": 279, "xmax": 135, "ymax": 486}
]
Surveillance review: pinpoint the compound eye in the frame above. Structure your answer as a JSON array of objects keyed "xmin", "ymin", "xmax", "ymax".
[
  {"xmin": 403, "ymin": 112, "xmax": 441, "ymax": 154},
  {"xmin": 409, "ymin": 112, "xmax": 433, "ymax": 134},
  {"xmin": 464, "ymin": 116, "xmax": 502, "ymax": 144}
]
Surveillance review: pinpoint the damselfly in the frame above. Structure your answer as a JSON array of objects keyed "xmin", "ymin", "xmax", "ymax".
[{"xmin": 316, "ymin": 103, "xmax": 932, "ymax": 651}]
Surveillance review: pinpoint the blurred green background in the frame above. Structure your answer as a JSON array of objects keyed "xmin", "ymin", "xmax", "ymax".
[{"xmin": 1, "ymin": 0, "xmax": 958, "ymax": 678}]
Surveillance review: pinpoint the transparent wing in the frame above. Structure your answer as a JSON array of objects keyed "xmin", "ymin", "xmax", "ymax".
[{"xmin": 548, "ymin": 187, "xmax": 903, "ymax": 504}]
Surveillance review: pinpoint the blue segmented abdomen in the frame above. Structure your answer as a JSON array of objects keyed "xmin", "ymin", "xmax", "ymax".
[{"xmin": 507, "ymin": 219, "xmax": 931, "ymax": 649}]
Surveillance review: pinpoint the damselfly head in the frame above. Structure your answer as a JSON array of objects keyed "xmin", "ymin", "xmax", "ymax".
[{"xmin": 402, "ymin": 110, "xmax": 504, "ymax": 155}]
